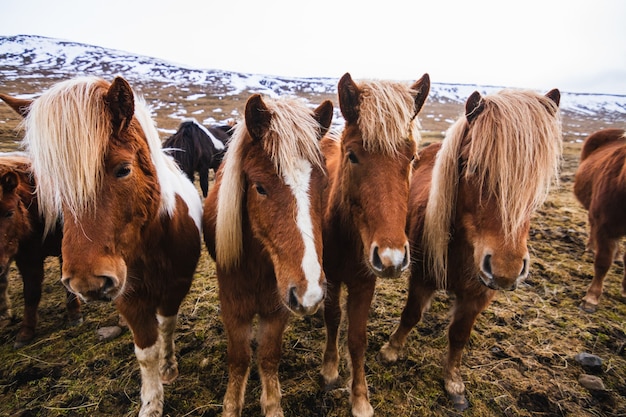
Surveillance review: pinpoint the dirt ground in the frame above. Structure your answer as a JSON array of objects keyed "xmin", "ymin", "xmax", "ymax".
[{"xmin": 0, "ymin": 80, "xmax": 624, "ymax": 416}]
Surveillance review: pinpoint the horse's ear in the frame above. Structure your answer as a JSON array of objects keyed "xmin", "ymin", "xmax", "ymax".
[
  {"xmin": 410, "ymin": 73, "xmax": 430, "ymax": 117},
  {"xmin": 0, "ymin": 171, "xmax": 19, "ymax": 195},
  {"xmin": 245, "ymin": 94, "xmax": 272, "ymax": 142},
  {"xmin": 338, "ymin": 72, "xmax": 360, "ymax": 125},
  {"xmin": 545, "ymin": 88, "xmax": 561, "ymax": 107},
  {"xmin": 0, "ymin": 93, "xmax": 32, "ymax": 118},
  {"xmin": 105, "ymin": 77, "xmax": 135, "ymax": 133},
  {"xmin": 313, "ymin": 100, "xmax": 334, "ymax": 138},
  {"xmin": 465, "ymin": 91, "xmax": 485, "ymax": 124}
]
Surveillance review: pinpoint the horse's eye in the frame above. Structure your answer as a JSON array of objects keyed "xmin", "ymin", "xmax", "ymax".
[
  {"xmin": 115, "ymin": 164, "xmax": 132, "ymax": 178},
  {"xmin": 3, "ymin": 210, "xmax": 13, "ymax": 218},
  {"xmin": 255, "ymin": 184, "xmax": 267, "ymax": 196},
  {"xmin": 348, "ymin": 150, "xmax": 359, "ymax": 164}
]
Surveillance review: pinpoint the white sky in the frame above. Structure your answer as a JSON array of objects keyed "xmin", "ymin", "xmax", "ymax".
[{"xmin": 2, "ymin": 0, "xmax": 625, "ymax": 95}]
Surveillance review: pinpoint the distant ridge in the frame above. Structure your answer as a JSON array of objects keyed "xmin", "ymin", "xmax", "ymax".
[{"xmin": 1, "ymin": 34, "xmax": 625, "ymax": 116}]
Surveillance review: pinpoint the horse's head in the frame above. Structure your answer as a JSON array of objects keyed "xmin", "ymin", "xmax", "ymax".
[
  {"xmin": 0, "ymin": 162, "xmax": 31, "ymax": 276},
  {"xmin": 455, "ymin": 89, "xmax": 561, "ymax": 291},
  {"xmin": 336, "ymin": 72, "xmax": 430, "ymax": 278},
  {"xmin": 21, "ymin": 77, "xmax": 166, "ymax": 302},
  {"xmin": 216, "ymin": 94, "xmax": 333, "ymax": 315}
]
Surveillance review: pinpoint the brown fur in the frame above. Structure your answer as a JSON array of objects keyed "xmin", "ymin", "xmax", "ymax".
[
  {"xmin": 203, "ymin": 94, "xmax": 333, "ymax": 416},
  {"xmin": 574, "ymin": 128, "xmax": 626, "ymax": 312},
  {"xmin": 0, "ymin": 154, "xmax": 80, "ymax": 348},
  {"xmin": 379, "ymin": 89, "xmax": 562, "ymax": 411},
  {"xmin": 15, "ymin": 76, "xmax": 202, "ymax": 417},
  {"xmin": 320, "ymin": 73, "xmax": 430, "ymax": 417}
]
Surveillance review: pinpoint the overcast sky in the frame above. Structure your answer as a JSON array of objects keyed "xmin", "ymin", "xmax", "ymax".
[{"xmin": 2, "ymin": 0, "xmax": 625, "ymax": 95}]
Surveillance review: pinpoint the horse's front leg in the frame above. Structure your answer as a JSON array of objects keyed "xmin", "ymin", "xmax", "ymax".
[
  {"xmin": 222, "ymin": 314, "xmax": 253, "ymax": 417},
  {"xmin": 321, "ymin": 281, "xmax": 342, "ymax": 389},
  {"xmin": 379, "ymin": 274, "xmax": 435, "ymax": 363},
  {"xmin": 119, "ymin": 303, "xmax": 163, "ymax": 417},
  {"xmin": 257, "ymin": 312, "xmax": 290, "ymax": 417},
  {"xmin": 13, "ymin": 258, "xmax": 44, "ymax": 348},
  {"xmin": 444, "ymin": 291, "xmax": 494, "ymax": 411},
  {"xmin": 0, "ymin": 269, "xmax": 11, "ymax": 328},
  {"xmin": 157, "ymin": 314, "xmax": 179, "ymax": 384},
  {"xmin": 345, "ymin": 279, "xmax": 376, "ymax": 417}
]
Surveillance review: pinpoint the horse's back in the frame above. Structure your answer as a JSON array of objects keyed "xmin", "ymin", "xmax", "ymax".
[
  {"xmin": 575, "ymin": 129, "xmax": 626, "ymax": 210},
  {"xmin": 580, "ymin": 128, "xmax": 626, "ymax": 161}
]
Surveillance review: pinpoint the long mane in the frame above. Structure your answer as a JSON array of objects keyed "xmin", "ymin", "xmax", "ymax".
[
  {"xmin": 356, "ymin": 80, "xmax": 421, "ymax": 155},
  {"xmin": 423, "ymin": 89, "xmax": 562, "ymax": 287},
  {"xmin": 215, "ymin": 97, "xmax": 324, "ymax": 270},
  {"xmin": 23, "ymin": 76, "xmax": 201, "ymax": 234}
]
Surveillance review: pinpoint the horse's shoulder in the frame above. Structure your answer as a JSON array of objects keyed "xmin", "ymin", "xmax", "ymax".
[{"xmin": 580, "ymin": 128, "xmax": 626, "ymax": 161}]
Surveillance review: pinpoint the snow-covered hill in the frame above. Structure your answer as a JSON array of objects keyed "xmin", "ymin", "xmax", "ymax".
[{"xmin": 2, "ymin": 34, "xmax": 625, "ymax": 118}]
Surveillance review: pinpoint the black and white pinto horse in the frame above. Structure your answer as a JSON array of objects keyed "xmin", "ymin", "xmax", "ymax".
[{"xmin": 163, "ymin": 118, "xmax": 233, "ymax": 197}]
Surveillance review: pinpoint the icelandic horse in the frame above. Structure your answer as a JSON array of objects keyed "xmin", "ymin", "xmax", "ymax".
[
  {"xmin": 574, "ymin": 128, "xmax": 626, "ymax": 312},
  {"xmin": 162, "ymin": 118, "xmax": 232, "ymax": 197},
  {"xmin": 378, "ymin": 89, "xmax": 562, "ymax": 410},
  {"xmin": 0, "ymin": 150, "xmax": 81, "ymax": 348},
  {"xmin": 7, "ymin": 76, "xmax": 202, "ymax": 417},
  {"xmin": 320, "ymin": 72, "xmax": 430, "ymax": 417},
  {"xmin": 203, "ymin": 94, "xmax": 333, "ymax": 416}
]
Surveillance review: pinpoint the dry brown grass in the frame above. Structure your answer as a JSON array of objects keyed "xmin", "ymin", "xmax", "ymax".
[{"xmin": 0, "ymin": 77, "xmax": 624, "ymax": 416}]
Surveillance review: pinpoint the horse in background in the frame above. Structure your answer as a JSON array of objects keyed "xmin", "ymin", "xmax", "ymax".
[
  {"xmin": 574, "ymin": 128, "xmax": 626, "ymax": 312},
  {"xmin": 9, "ymin": 76, "xmax": 202, "ymax": 417},
  {"xmin": 0, "ymin": 150, "xmax": 81, "ymax": 348},
  {"xmin": 203, "ymin": 94, "xmax": 333, "ymax": 416},
  {"xmin": 163, "ymin": 118, "xmax": 233, "ymax": 197},
  {"xmin": 320, "ymin": 72, "xmax": 430, "ymax": 417},
  {"xmin": 378, "ymin": 88, "xmax": 562, "ymax": 410}
]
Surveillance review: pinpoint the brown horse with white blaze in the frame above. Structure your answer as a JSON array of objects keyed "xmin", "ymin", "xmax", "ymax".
[
  {"xmin": 574, "ymin": 128, "xmax": 626, "ymax": 312},
  {"xmin": 0, "ymin": 152, "xmax": 81, "ymax": 348},
  {"xmin": 11, "ymin": 76, "xmax": 202, "ymax": 417},
  {"xmin": 320, "ymin": 72, "xmax": 430, "ymax": 417},
  {"xmin": 379, "ymin": 89, "xmax": 562, "ymax": 410},
  {"xmin": 203, "ymin": 94, "xmax": 333, "ymax": 416}
]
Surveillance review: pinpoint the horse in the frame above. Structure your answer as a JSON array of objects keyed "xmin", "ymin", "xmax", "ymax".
[
  {"xmin": 0, "ymin": 151, "xmax": 81, "ymax": 348},
  {"xmin": 5, "ymin": 76, "xmax": 202, "ymax": 417},
  {"xmin": 203, "ymin": 93, "xmax": 333, "ymax": 416},
  {"xmin": 163, "ymin": 118, "xmax": 233, "ymax": 197},
  {"xmin": 574, "ymin": 128, "xmax": 626, "ymax": 313},
  {"xmin": 320, "ymin": 72, "xmax": 430, "ymax": 417},
  {"xmin": 378, "ymin": 88, "xmax": 562, "ymax": 410}
]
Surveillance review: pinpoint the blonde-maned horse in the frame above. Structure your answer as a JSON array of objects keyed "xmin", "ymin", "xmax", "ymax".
[
  {"xmin": 379, "ymin": 89, "xmax": 562, "ymax": 410},
  {"xmin": 320, "ymin": 72, "xmax": 430, "ymax": 417},
  {"xmin": 5, "ymin": 76, "xmax": 202, "ymax": 417},
  {"xmin": 203, "ymin": 94, "xmax": 333, "ymax": 417}
]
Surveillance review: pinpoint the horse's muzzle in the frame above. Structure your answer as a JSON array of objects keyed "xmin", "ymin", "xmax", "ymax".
[{"xmin": 61, "ymin": 275, "xmax": 121, "ymax": 302}]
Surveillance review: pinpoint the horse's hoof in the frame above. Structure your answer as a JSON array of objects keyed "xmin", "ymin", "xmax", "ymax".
[
  {"xmin": 67, "ymin": 315, "xmax": 83, "ymax": 327},
  {"xmin": 318, "ymin": 373, "xmax": 342, "ymax": 392},
  {"xmin": 579, "ymin": 300, "xmax": 598, "ymax": 313},
  {"xmin": 14, "ymin": 328, "xmax": 35, "ymax": 349},
  {"xmin": 161, "ymin": 364, "xmax": 179, "ymax": 384},
  {"xmin": 449, "ymin": 393, "xmax": 469, "ymax": 411},
  {"xmin": 377, "ymin": 342, "xmax": 399, "ymax": 364}
]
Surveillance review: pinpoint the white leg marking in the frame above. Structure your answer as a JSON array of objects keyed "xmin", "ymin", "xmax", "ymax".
[{"xmin": 135, "ymin": 342, "xmax": 164, "ymax": 417}]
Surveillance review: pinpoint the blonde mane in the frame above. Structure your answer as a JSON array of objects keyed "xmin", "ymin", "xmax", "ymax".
[
  {"xmin": 356, "ymin": 80, "xmax": 421, "ymax": 155},
  {"xmin": 23, "ymin": 77, "xmax": 111, "ymax": 234},
  {"xmin": 423, "ymin": 89, "xmax": 562, "ymax": 287},
  {"xmin": 22, "ymin": 76, "xmax": 201, "ymax": 235},
  {"xmin": 215, "ymin": 97, "xmax": 325, "ymax": 270}
]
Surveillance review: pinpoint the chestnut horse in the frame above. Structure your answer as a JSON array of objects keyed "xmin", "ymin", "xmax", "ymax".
[
  {"xmin": 203, "ymin": 94, "xmax": 333, "ymax": 416},
  {"xmin": 10, "ymin": 76, "xmax": 202, "ymax": 417},
  {"xmin": 0, "ymin": 153, "xmax": 81, "ymax": 348},
  {"xmin": 320, "ymin": 72, "xmax": 430, "ymax": 417},
  {"xmin": 379, "ymin": 89, "xmax": 562, "ymax": 410},
  {"xmin": 574, "ymin": 128, "xmax": 626, "ymax": 312},
  {"xmin": 163, "ymin": 118, "xmax": 232, "ymax": 197}
]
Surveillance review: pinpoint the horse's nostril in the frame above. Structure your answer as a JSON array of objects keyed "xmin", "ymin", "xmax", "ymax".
[
  {"xmin": 372, "ymin": 246, "xmax": 383, "ymax": 271},
  {"xmin": 288, "ymin": 287, "xmax": 300, "ymax": 310},
  {"xmin": 402, "ymin": 243, "xmax": 410, "ymax": 269},
  {"xmin": 482, "ymin": 254, "xmax": 493, "ymax": 278},
  {"xmin": 101, "ymin": 276, "xmax": 116, "ymax": 293},
  {"xmin": 520, "ymin": 258, "xmax": 529, "ymax": 277}
]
